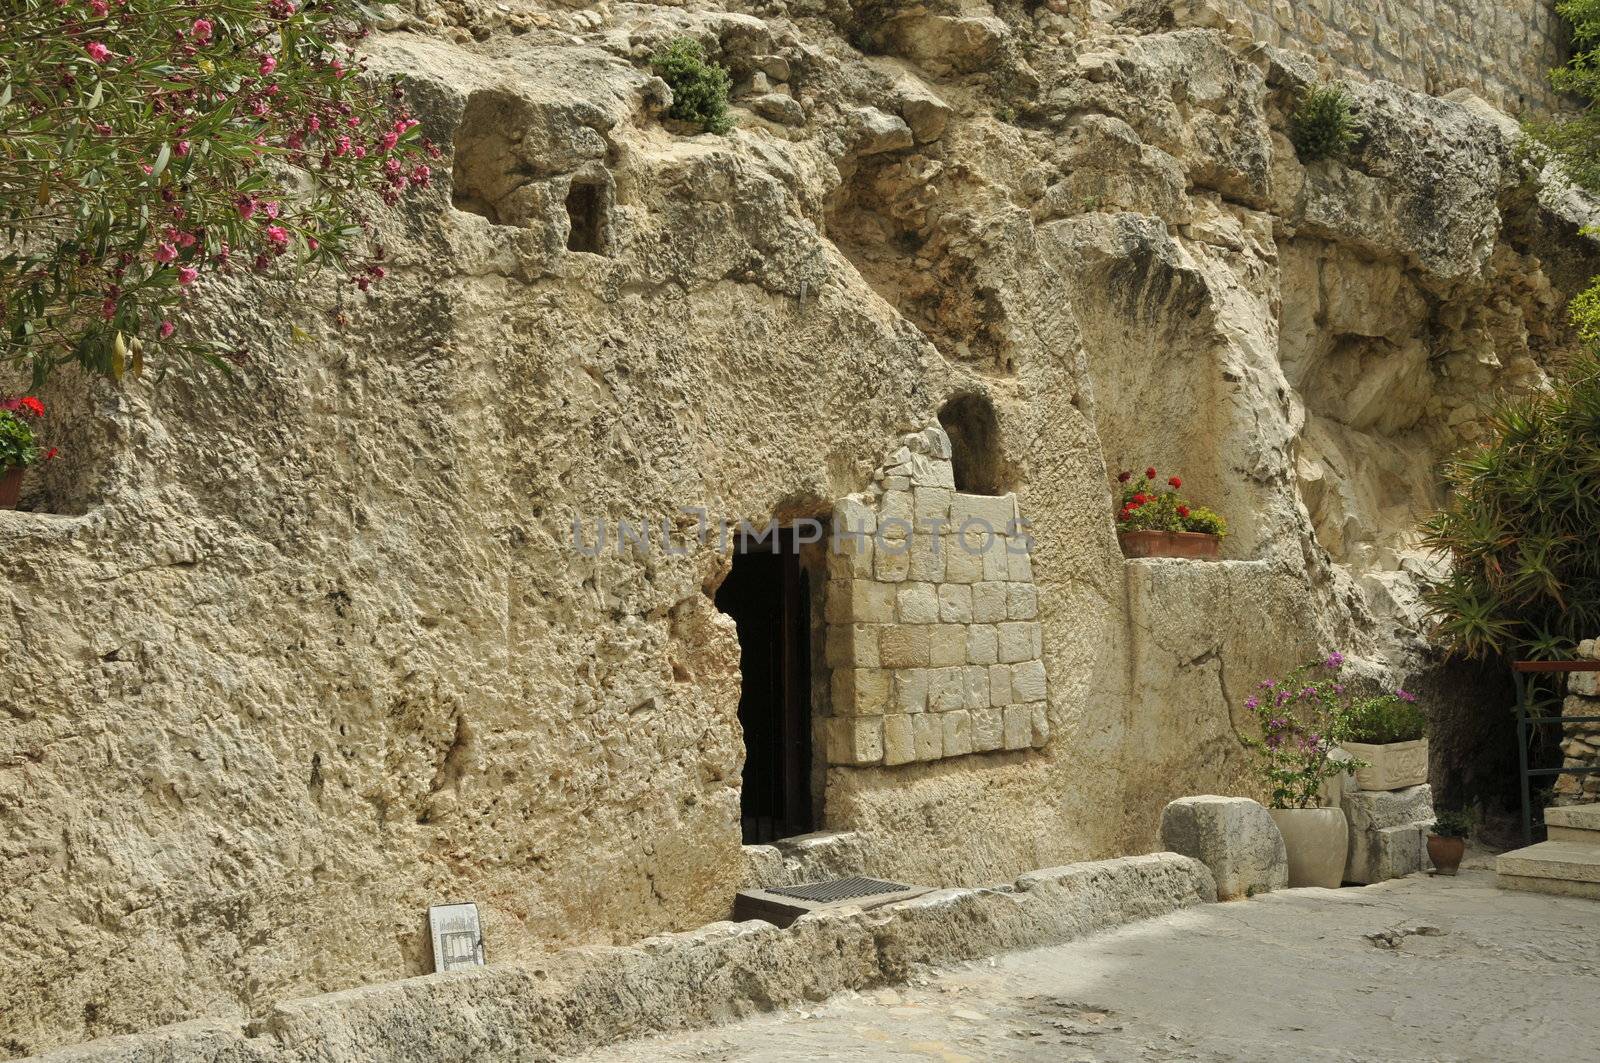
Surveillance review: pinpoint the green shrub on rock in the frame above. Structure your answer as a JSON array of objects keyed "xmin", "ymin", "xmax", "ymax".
[
  {"xmin": 651, "ymin": 38, "xmax": 734, "ymax": 136},
  {"xmin": 1420, "ymin": 351, "xmax": 1600, "ymax": 661},
  {"xmin": 1289, "ymin": 84, "xmax": 1359, "ymax": 163}
]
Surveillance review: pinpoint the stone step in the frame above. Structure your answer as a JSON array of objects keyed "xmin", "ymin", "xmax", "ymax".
[
  {"xmin": 1543, "ymin": 803, "xmax": 1600, "ymax": 844},
  {"xmin": 1497, "ymin": 841, "xmax": 1600, "ymax": 900}
]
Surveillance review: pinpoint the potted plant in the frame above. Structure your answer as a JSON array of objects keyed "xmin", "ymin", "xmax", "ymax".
[
  {"xmin": 1335, "ymin": 683, "xmax": 1429, "ymax": 791},
  {"xmin": 1243, "ymin": 656, "xmax": 1363, "ymax": 888},
  {"xmin": 1427, "ymin": 810, "xmax": 1471, "ymax": 876},
  {"xmin": 0, "ymin": 396, "xmax": 52, "ymax": 509},
  {"xmin": 1113, "ymin": 466, "xmax": 1228, "ymax": 559}
]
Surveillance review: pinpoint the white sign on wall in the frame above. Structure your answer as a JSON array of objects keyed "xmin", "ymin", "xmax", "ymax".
[{"xmin": 428, "ymin": 902, "xmax": 486, "ymax": 973}]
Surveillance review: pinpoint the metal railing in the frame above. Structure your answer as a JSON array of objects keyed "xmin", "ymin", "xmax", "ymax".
[{"xmin": 1514, "ymin": 659, "xmax": 1600, "ymax": 845}]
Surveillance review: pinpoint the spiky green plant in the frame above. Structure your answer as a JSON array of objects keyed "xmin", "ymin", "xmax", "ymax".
[
  {"xmin": 1289, "ymin": 84, "xmax": 1360, "ymax": 163},
  {"xmin": 650, "ymin": 37, "xmax": 734, "ymax": 136},
  {"xmin": 1419, "ymin": 353, "xmax": 1600, "ymax": 661}
]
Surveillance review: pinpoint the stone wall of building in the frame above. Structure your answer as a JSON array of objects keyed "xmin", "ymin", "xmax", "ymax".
[
  {"xmin": 1555, "ymin": 638, "xmax": 1600, "ymax": 805},
  {"xmin": 1126, "ymin": 0, "xmax": 1570, "ymax": 116},
  {"xmin": 823, "ymin": 428, "xmax": 1048, "ymax": 767}
]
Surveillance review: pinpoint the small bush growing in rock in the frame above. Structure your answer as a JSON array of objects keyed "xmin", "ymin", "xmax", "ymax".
[
  {"xmin": 651, "ymin": 37, "xmax": 733, "ymax": 135},
  {"xmin": 1338, "ymin": 690, "xmax": 1428, "ymax": 744},
  {"xmin": 1289, "ymin": 84, "xmax": 1359, "ymax": 163},
  {"xmin": 1528, "ymin": 0, "xmax": 1600, "ymax": 192}
]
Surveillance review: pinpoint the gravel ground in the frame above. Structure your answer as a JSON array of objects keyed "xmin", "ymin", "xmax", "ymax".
[{"xmin": 572, "ymin": 862, "xmax": 1600, "ymax": 1062}]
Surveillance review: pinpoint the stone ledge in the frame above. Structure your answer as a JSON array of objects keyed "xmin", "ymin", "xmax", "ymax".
[{"xmin": 25, "ymin": 854, "xmax": 1215, "ymax": 1063}]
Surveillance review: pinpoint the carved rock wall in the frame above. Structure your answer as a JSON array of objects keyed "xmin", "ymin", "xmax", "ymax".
[{"xmin": 2, "ymin": 0, "xmax": 1597, "ymax": 1056}]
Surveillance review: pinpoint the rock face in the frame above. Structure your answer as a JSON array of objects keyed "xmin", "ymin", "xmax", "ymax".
[
  {"xmin": 1160, "ymin": 796, "xmax": 1288, "ymax": 900},
  {"xmin": 1, "ymin": 0, "xmax": 1597, "ymax": 1055},
  {"xmin": 1554, "ymin": 638, "xmax": 1600, "ymax": 804}
]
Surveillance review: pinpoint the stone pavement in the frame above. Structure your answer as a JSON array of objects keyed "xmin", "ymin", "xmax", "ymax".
[{"xmin": 573, "ymin": 863, "xmax": 1600, "ymax": 1062}]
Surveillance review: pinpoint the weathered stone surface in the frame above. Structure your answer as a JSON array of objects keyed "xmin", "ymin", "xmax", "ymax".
[
  {"xmin": 1341, "ymin": 784, "xmax": 1434, "ymax": 884},
  {"xmin": 1159, "ymin": 796, "xmax": 1288, "ymax": 900},
  {"xmin": 4, "ymin": 0, "xmax": 1599, "ymax": 1054},
  {"xmin": 24, "ymin": 855, "xmax": 1213, "ymax": 1063}
]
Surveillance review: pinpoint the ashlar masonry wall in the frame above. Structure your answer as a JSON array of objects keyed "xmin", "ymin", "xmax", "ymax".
[
  {"xmin": 822, "ymin": 428, "xmax": 1048, "ymax": 768},
  {"xmin": 1149, "ymin": 0, "xmax": 1570, "ymax": 116}
]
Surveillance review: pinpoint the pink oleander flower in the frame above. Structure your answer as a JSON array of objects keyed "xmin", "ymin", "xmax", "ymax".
[
  {"xmin": 85, "ymin": 41, "xmax": 110, "ymax": 63},
  {"xmin": 264, "ymin": 224, "xmax": 289, "ymax": 248},
  {"xmin": 158, "ymin": 321, "xmax": 175, "ymax": 339},
  {"xmin": 191, "ymin": 18, "xmax": 213, "ymax": 41},
  {"xmin": 236, "ymin": 196, "xmax": 257, "ymax": 220},
  {"xmin": 153, "ymin": 242, "xmax": 178, "ymax": 263},
  {"xmin": 177, "ymin": 266, "xmax": 198, "ymax": 285},
  {"xmin": 260, "ymin": 55, "xmax": 278, "ymax": 76}
]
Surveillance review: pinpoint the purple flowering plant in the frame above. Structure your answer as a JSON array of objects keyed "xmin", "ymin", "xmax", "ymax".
[{"xmin": 1243, "ymin": 651, "xmax": 1369, "ymax": 809}]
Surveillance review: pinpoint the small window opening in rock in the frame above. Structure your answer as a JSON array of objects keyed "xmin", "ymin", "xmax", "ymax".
[
  {"xmin": 714, "ymin": 526, "xmax": 814, "ymax": 844},
  {"xmin": 450, "ymin": 90, "xmax": 537, "ymax": 227},
  {"xmin": 565, "ymin": 180, "xmax": 607, "ymax": 254},
  {"xmin": 939, "ymin": 392, "xmax": 1005, "ymax": 495}
]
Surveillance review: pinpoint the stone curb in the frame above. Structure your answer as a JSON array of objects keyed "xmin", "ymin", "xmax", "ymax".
[{"xmin": 27, "ymin": 853, "xmax": 1215, "ymax": 1063}]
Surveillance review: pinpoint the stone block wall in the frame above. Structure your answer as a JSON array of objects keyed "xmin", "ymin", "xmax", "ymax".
[
  {"xmin": 1146, "ymin": 0, "xmax": 1569, "ymax": 117},
  {"xmin": 822, "ymin": 428, "xmax": 1048, "ymax": 767},
  {"xmin": 1554, "ymin": 637, "xmax": 1600, "ymax": 804}
]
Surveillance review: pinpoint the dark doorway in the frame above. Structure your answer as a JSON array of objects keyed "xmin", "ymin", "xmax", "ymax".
[
  {"xmin": 938, "ymin": 392, "xmax": 1005, "ymax": 495},
  {"xmin": 715, "ymin": 528, "xmax": 814, "ymax": 844}
]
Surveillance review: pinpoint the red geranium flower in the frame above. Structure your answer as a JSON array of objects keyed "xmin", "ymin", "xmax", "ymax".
[
  {"xmin": 1168, "ymin": 476, "xmax": 1182, "ymax": 488},
  {"xmin": 1177, "ymin": 505, "xmax": 1190, "ymax": 518},
  {"xmin": 1145, "ymin": 466, "xmax": 1157, "ymax": 480},
  {"xmin": 19, "ymin": 396, "xmax": 44, "ymax": 417},
  {"xmin": 1134, "ymin": 493, "xmax": 1150, "ymax": 504}
]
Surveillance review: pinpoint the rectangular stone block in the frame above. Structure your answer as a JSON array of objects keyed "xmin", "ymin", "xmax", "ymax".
[
  {"xmin": 878, "ymin": 624, "xmax": 931, "ymax": 668},
  {"xmin": 983, "ymin": 540, "xmax": 1010, "ymax": 581},
  {"xmin": 830, "ymin": 667, "xmax": 890, "ymax": 717},
  {"xmin": 966, "ymin": 624, "xmax": 998, "ymax": 665},
  {"xmin": 825, "ymin": 579, "xmax": 895, "ymax": 623},
  {"xmin": 1030, "ymin": 703, "xmax": 1050, "ymax": 748},
  {"xmin": 972, "ymin": 581, "xmax": 1008, "ymax": 623},
  {"xmin": 879, "ymin": 490, "xmax": 913, "ymax": 526},
  {"xmin": 972, "ymin": 705, "xmax": 1004, "ymax": 751},
  {"xmin": 1006, "ymin": 583, "xmax": 1037, "ymax": 620},
  {"xmin": 893, "ymin": 668, "xmax": 928, "ymax": 713},
  {"xmin": 913, "ymin": 487, "xmax": 952, "ymax": 525},
  {"xmin": 1007, "ymin": 547, "xmax": 1033, "ymax": 582},
  {"xmin": 828, "ymin": 716, "xmax": 883, "ymax": 766},
  {"xmin": 914, "ymin": 712, "xmax": 943, "ymax": 760},
  {"xmin": 942, "ymin": 709, "xmax": 973, "ymax": 757},
  {"xmin": 989, "ymin": 663, "xmax": 1013, "ymax": 707},
  {"xmin": 882, "ymin": 714, "xmax": 916, "ymax": 766},
  {"xmin": 943, "ymin": 537, "xmax": 983, "ymax": 583},
  {"xmin": 1003, "ymin": 704, "xmax": 1032, "ymax": 750},
  {"xmin": 896, "ymin": 582, "xmax": 940, "ymax": 624},
  {"xmin": 1011, "ymin": 659, "xmax": 1047, "ymax": 703},
  {"xmin": 826, "ymin": 533, "xmax": 874, "ymax": 580},
  {"xmin": 928, "ymin": 624, "xmax": 967, "ymax": 667},
  {"xmin": 938, "ymin": 583, "xmax": 972, "ymax": 623},
  {"xmin": 825, "ymin": 622, "xmax": 880, "ymax": 668},
  {"xmin": 998, "ymin": 621, "xmax": 1039, "ymax": 664},
  {"xmin": 874, "ymin": 541, "xmax": 910, "ymax": 582},
  {"xmin": 951, "ymin": 492, "xmax": 1017, "ymax": 532},
  {"xmin": 963, "ymin": 665, "xmax": 990, "ymax": 710},
  {"xmin": 906, "ymin": 533, "xmax": 946, "ymax": 583},
  {"xmin": 928, "ymin": 666, "xmax": 966, "ymax": 712}
]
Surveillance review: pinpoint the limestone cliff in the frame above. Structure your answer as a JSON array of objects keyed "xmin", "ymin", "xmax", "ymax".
[{"xmin": 2, "ymin": 0, "xmax": 1595, "ymax": 1055}]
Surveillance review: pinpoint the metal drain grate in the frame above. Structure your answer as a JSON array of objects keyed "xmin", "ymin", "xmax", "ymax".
[{"xmin": 767, "ymin": 876, "xmax": 912, "ymax": 903}]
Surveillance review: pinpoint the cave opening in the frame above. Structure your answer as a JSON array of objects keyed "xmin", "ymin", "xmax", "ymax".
[
  {"xmin": 715, "ymin": 527, "xmax": 814, "ymax": 844},
  {"xmin": 939, "ymin": 392, "xmax": 1005, "ymax": 495}
]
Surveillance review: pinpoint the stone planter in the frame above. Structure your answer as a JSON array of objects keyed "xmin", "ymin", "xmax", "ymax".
[
  {"xmin": 1117, "ymin": 530, "xmax": 1220, "ymax": 560},
  {"xmin": 1427, "ymin": 834, "xmax": 1465, "ymax": 876},
  {"xmin": 0, "ymin": 465, "xmax": 22, "ymax": 510},
  {"xmin": 1269, "ymin": 807, "xmax": 1349, "ymax": 888},
  {"xmin": 1342, "ymin": 738, "xmax": 1429, "ymax": 791}
]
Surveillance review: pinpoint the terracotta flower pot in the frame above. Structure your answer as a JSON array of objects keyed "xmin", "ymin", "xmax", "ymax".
[
  {"xmin": 1269, "ymin": 807, "xmax": 1349, "ymax": 888},
  {"xmin": 0, "ymin": 466, "xmax": 22, "ymax": 510},
  {"xmin": 1343, "ymin": 738, "xmax": 1429, "ymax": 791},
  {"xmin": 1427, "ymin": 834, "xmax": 1465, "ymax": 876},
  {"xmin": 1117, "ymin": 530, "xmax": 1221, "ymax": 560}
]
